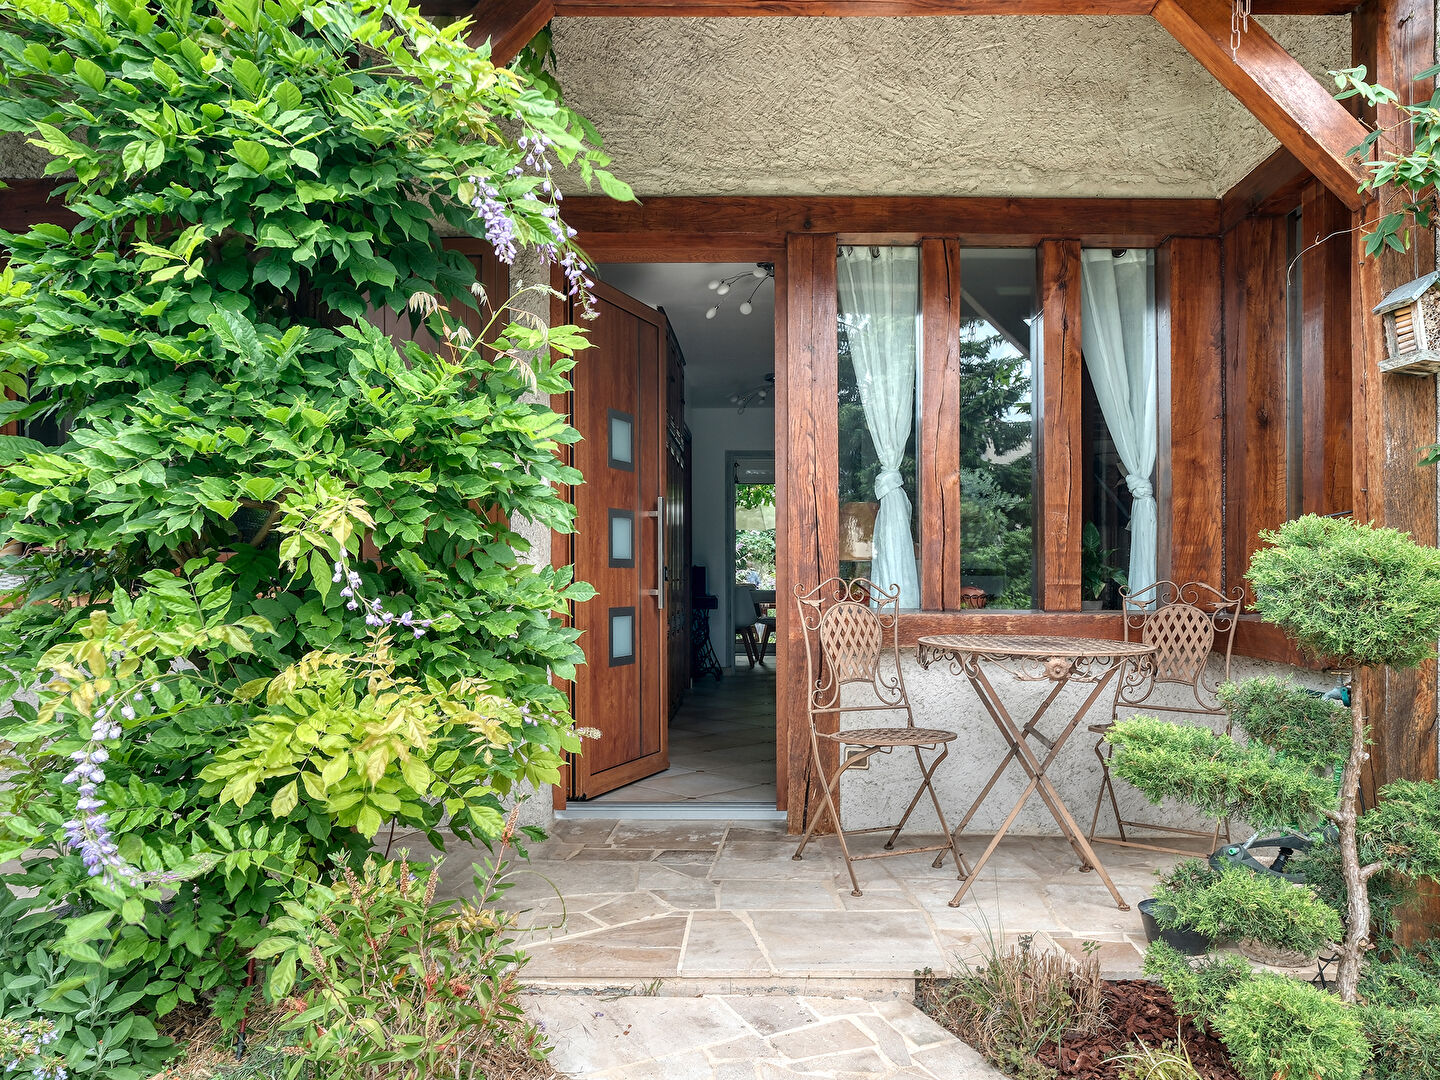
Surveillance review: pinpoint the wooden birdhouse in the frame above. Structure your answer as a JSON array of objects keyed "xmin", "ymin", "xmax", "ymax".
[{"xmin": 1373, "ymin": 271, "xmax": 1440, "ymax": 374}]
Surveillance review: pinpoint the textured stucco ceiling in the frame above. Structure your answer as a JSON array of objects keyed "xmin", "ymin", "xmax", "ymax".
[{"xmin": 550, "ymin": 14, "xmax": 1353, "ymax": 200}]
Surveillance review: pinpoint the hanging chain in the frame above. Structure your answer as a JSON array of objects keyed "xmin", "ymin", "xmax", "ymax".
[{"xmin": 1230, "ymin": 0, "xmax": 1253, "ymax": 57}]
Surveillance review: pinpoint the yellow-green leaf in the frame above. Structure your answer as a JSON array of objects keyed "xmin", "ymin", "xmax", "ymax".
[{"xmin": 271, "ymin": 779, "xmax": 298, "ymax": 818}]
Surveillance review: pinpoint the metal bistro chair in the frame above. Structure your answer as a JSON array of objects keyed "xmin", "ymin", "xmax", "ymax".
[
  {"xmin": 792, "ymin": 578, "xmax": 968, "ymax": 896},
  {"xmin": 1087, "ymin": 579, "xmax": 1244, "ymax": 857}
]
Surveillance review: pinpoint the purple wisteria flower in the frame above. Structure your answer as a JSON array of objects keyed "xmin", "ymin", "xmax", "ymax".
[
  {"xmin": 60, "ymin": 710, "xmax": 136, "ymax": 886},
  {"xmin": 331, "ymin": 561, "xmax": 432, "ymax": 638},
  {"xmin": 467, "ymin": 175, "xmax": 517, "ymax": 264},
  {"xmin": 468, "ymin": 132, "xmax": 598, "ymax": 319}
]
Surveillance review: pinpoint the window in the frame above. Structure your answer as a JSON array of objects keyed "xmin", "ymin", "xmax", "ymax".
[
  {"xmin": 960, "ymin": 249, "xmax": 1037, "ymax": 611},
  {"xmin": 836, "ymin": 245, "xmax": 922, "ymax": 608},
  {"xmin": 1079, "ymin": 248, "xmax": 1159, "ymax": 609}
]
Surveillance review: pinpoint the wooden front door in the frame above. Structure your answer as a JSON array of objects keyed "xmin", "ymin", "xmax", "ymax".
[{"xmin": 567, "ymin": 282, "xmax": 670, "ymax": 799}]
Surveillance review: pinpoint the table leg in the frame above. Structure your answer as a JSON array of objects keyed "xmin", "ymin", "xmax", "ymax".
[{"xmin": 946, "ymin": 660, "xmax": 1131, "ymax": 910}]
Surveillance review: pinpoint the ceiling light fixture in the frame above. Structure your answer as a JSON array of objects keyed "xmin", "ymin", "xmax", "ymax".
[
  {"xmin": 729, "ymin": 373, "xmax": 775, "ymax": 414},
  {"xmin": 705, "ymin": 263, "xmax": 775, "ymax": 320}
]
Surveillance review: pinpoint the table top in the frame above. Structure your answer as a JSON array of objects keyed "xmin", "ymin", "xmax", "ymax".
[{"xmin": 915, "ymin": 634, "xmax": 1155, "ymax": 659}]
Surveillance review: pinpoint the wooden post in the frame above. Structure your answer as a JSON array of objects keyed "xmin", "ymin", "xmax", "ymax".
[
  {"xmin": 1223, "ymin": 214, "xmax": 1289, "ymax": 604},
  {"xmin": 1351, "ymin": 0, "xmax": 1440, "ymax": 941},
  {"xmin": 1158, "ymin": 237, "xmax": 1224, "ymax": 589},
  {"xmin": 919, "ymin": 238, "xmax": 964, "ymax": 611},
  {"xmin": 1037, "ymin": 240, "xmax": 1084, "ymax": 610},
  {"xmin": 779, "ymin": 233, "xmax": 838, "ymax": 832}
]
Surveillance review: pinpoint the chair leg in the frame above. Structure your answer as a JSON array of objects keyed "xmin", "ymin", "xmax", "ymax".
[
  {"xmin": 793, "ymin": 742, "xmax": 865, "ymax": 897},
  {"xmin": 1089, "ymin": 739, "xmax": 1127, "ymax": 844},
  {"xmin": 885, "ymin": 744, "xmax": 969, "ymax": 880}
]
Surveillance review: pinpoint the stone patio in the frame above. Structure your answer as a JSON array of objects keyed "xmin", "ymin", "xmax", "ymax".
[
  {"xmin": 420, "ymin": 817, "xmax": 1182, "ymax": 990},
  {"xmin": 526, "ymin": 992, "xmax": 1000, "ymax": 1079}
]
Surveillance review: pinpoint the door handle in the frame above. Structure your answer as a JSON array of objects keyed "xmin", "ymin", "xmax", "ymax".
[{"xmin": 644, "ymin": 496, "xmax": 666, "ymax": 610}]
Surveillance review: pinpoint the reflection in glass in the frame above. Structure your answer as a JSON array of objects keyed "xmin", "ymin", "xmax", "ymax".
[
  {"xmin": 1079, "ymin": 249, "xmax": 1158, "ymax": 606},
  {"xmin": 959, "ymin": 249, "xmax": 1037, "ymax": 611},
  {"xmin": 609, "ymin": 607, "xmax": 635, "ymax": 665},
  {"xmin": 836, "ymin": 245, "xmax": 921, "ymax": 608},
  {"xmin": 608, "ymin": 410, "xmax": 633, "ymax": 469},
  {"xmin": 609, "ymin": 509, "xmax": 634, "ymax": 567}
]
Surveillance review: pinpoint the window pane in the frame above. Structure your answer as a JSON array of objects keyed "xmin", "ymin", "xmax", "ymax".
[
  {"xmin": 1079, "ymin": 248, "xmax": 1159, "ymax": 608},
  {"xmin": 960, "ymin": 249, "xmax": 1038, "ymax": 611},
  {"xmin": 836, "ymin": 245, "xmax": 922, "ymax": 608}
]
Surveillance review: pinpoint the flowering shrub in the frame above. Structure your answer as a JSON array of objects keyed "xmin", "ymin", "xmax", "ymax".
[
  {"xmin": 0, "ymin": 0, "xmax": 627, "ymax": 1067},
  {"xmin": 260, "ymin": 843, "xmax": 547, "ymax": 1077}
]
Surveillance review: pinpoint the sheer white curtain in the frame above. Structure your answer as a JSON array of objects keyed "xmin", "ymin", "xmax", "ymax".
[
  {"xmin": 837, "ymin": 246, "xmax": 920, "ymax": 609},
  {"xmin": 1079, "ymin": 250, "xmax": 1158, "ymax": 596}
]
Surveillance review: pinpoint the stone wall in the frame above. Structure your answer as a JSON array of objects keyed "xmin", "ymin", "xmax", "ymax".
[{"xmin": 549, "ymin": 14, "xmax": 1350, "ymax": 199}]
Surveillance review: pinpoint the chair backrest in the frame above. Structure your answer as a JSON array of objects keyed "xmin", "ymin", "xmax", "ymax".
[
  {"xmin": 1118, "ymin": 579, "xmax": 1243, "ymax": 716},
  {"xmin": 732, "ymin": 584, "xmax": 760, "ymax": 632},
  {"xmin": 794, "ymin": 577, "xmax": 911, "ymax": 727}
]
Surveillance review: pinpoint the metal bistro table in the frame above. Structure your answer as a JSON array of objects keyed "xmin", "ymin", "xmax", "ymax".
[{"xmin": 916, "ymin": 634, "xmax": 1156, "ymax": 909}]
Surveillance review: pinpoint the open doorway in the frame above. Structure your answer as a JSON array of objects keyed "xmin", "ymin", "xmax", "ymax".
[{"xmin": 576, "ymin": 261, "xmax": 779, "ymax": 809}]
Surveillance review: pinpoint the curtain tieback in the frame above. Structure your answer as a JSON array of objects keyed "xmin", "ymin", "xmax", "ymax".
[
  {"xmin": 874, "ymin": 468, "xmax": 905, "ymax": 501},
  {"xmin": 1125, "ymin": 473, "xmax": 1154, "ymax": 501}
]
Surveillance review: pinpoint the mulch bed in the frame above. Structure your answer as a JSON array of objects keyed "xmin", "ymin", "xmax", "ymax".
[{"xmin": 1034, "ymin": 980, "xmax": 1240, "ymax": 1080}]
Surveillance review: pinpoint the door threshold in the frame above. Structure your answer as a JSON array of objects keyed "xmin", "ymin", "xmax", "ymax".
[{"xmin": 558, "ymin": 802, "xmax": 786, "ymax": 821}]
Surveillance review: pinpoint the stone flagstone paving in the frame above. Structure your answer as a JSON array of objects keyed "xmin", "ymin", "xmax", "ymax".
[
  {"xmin": 414, "ymin": 818, "xmax": 1182, "ymax": 986},
  {"xmin": 525, "ymin": 992, "xmax": 1001, "ymax": 1079}
]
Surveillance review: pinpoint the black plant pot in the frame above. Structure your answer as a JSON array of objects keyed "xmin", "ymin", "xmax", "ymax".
[{"xmin": 1138, "ymin": 898, "xmax": 1214, "ymax": 956}]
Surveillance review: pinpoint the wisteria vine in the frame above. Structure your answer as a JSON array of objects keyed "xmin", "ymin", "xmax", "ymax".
[
  {"xmin": 467, "ymin": 130, "xmax": 597, "ymax": 319},
  {"xmin": 332, "ymin": 561, "xmax": 432, "ymax": 638}
]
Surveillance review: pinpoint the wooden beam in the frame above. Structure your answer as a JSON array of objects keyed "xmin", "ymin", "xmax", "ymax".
[
  {"xmin": 1220, "ymin": 148, "xmax": 1310, "ymax": 232},
  {"xmin": 779, "ymin": 233, "xmax": 839, "ymax": 834},
  {"xmin": 462, "ymin": 0, "xmax": 554, "ymax": 66},
  {"xmin": 1159, "ymin": 237, "xmax": 1225, "ymax": 589},
  {"xmin": 545, "ymin": 1, "xmax": 1363, "ymax": 15},
  {"xmin": 543, "ymin": 196, "xmax": 1223, "ymax": 263},
  {"xmin": 919, "ymin": 239, "xmax": 964, "ymax": 611},
  {"xmin": 1037, "ymin": 240, "xmax": 1083, "ymax": 611},
  {"xmin": 1153, "ymin": 0, "xmax": 1370, "ymax": 211}
]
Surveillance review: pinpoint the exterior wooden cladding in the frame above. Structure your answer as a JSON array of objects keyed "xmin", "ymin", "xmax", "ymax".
[
  {"xmin": 779, "ymin": 234, "xmax": 839, "ymax": 832},
  {"xmin": 1350, "ymin": 0, "xmax": 1439, "ymax": 938},
  {"xmin": 1159, "ymin": 237, "xmax": 1224, "ymax": 589},
  {"xmin": 1153, "ymin": 0, "xmax": 1370, "ymax": 210},
  {"xmin": 1298, "ymin": 181, "xmax": 1353, "ymax": 517},
  {"xmin": 1037, "ymin": 240, "xmax": 1084, "ymax": 611},
  {"xmin": 919, "ymin": 239, "xmax": 964, "ymax": 611},
  {"xmin": 1223, "ymin": 214, "xmax": 1289, "ymax": 602}
]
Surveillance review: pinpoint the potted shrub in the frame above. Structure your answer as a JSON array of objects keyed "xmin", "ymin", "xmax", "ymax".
[{"xmin": 1137, "ymin": 860, "xmax": 1220, "ymax": 956}]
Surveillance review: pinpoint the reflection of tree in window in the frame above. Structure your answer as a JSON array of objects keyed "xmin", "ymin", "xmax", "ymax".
[{"xmin": 959, "ymin": 318, "xmax": 1034, "ymax": 610}]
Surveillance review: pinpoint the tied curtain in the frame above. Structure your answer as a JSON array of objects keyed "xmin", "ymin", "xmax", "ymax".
[
  {"xmin": 837, "ymin": 246, "xmax": 920, "ymax": 609},
  {"xmin": 1079, "ymin": 249, "xmax": 1158, "ymax": 597}
]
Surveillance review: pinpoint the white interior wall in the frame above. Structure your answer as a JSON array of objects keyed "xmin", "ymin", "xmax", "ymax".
[{"xmin": 686, "ymin": 405, "xmax": 776, "ymax": 668}]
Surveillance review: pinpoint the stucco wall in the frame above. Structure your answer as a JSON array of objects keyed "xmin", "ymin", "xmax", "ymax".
[
  {"xmin": 839, "ymin": 653, "xmax": 1335, "ymax": 837},
  {"xmin": 549, "ymin": 15, "xmax": 1351, "ymax": 199},
  {"xmin": 0, "ymin": 17, "xmax": 1352, "ymax": 196}
]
